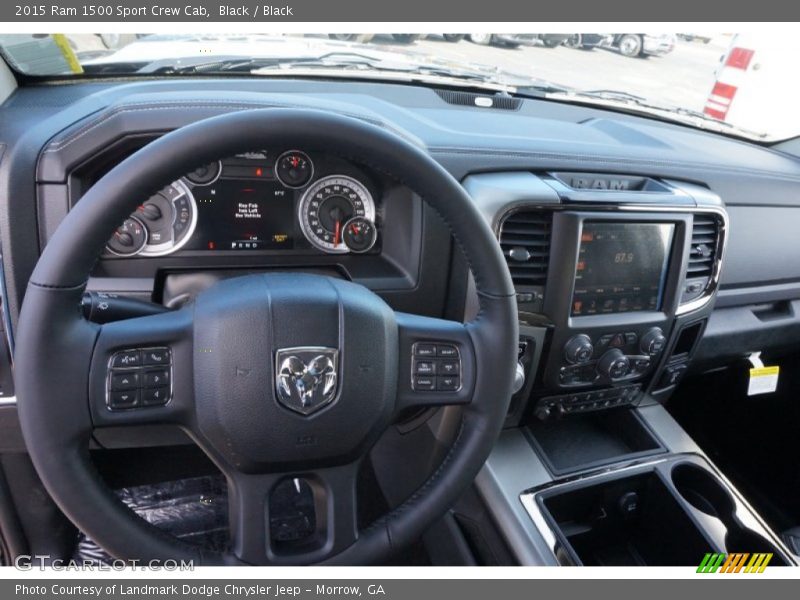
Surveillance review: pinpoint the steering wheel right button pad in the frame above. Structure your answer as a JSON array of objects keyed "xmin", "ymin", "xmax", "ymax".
[{"xmin": 412, "ymin": 342, "xmax": 462, "ymax": 393}]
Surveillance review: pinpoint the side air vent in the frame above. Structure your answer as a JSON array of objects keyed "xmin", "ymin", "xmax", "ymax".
[
  {"xmin": 681, "ymin": 213, "xmax": 722, "ymax": 306},
  {"xmin": 435, "ymin": 89, "xmax": 522, "ymax": 110},
  {"xmin": 499, "ymin": 211, "xmax": 552, "ymax": 312},
  {"xmin": 687, "ymin": 214, "xmax": 719, "ymax": 279}
]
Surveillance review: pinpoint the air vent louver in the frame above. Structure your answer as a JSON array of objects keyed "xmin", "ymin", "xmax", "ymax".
[
  {"xmin": 499, "ymin": 211, "xmax": 553, "ymax": 286},
  {"xmin": 435, "ymin": 89, "xmax": 522, "ymax": 110},
  {"xmin": 687, "ymin": 214, "xmax": 719, "ymax": 279}
]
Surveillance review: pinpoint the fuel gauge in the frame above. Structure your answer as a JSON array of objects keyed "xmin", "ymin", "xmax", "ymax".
[{"xmin": 342, "ymin": 217, "xmax": 377, "ymax": 254}]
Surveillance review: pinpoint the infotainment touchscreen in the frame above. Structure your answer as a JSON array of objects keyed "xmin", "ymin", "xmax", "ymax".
[{"xmin": 572, "ymin": 222, "xmax": 674, "ymax": 316}]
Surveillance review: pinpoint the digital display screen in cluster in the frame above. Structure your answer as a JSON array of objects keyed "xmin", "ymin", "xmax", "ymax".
[{"xmin": 189, "ymin": 180, "xmax": 295, "ymax": 251}]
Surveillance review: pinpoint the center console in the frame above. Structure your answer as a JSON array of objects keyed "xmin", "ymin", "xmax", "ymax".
[
  {"xmin": 459, "ymin": 171, "xmax": 796, "ymax": 567},
  {"xmin": 523, "ymin": 453, "xmax": 792, "ymax": 566},
  {"xmin": 464, "ymin": 171, "xmax": 727, "ymax": 424}
]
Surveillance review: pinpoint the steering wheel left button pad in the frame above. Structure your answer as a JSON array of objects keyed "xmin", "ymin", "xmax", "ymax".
[{"xmin": 107, "ymin": 347, "xmax": 172, "ymax": 410}]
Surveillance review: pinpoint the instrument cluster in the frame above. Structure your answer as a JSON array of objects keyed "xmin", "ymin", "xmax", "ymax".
[{"xmin": 104, "ymin": 150, "xmax": 380, "ymax": 257}]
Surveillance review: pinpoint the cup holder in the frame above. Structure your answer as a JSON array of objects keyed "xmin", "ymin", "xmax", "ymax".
[
  {"xmin": 672, "ymin": 463, "xmax": 786, "ymax": 563},
  {"xmin": 672, "ymin": 463, "xmax": 735, "ymax": 521}
]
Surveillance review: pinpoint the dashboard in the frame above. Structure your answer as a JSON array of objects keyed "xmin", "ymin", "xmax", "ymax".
[
  {"xmin": 1, "ymin": 76, "xmax": 800, "ymax": 446},
  {"xmin": 103, "ymin": 150, "xmax": 381, "ymax": 259}
]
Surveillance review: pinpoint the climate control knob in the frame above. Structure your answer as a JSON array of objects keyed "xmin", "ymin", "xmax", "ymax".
[
  {"xmin": 597, "ymin": 349, "xmax": 631, "ymax": 381},
  {"xmin": 640, "ymin": 328, "xmax": 667, "ymax": 356},
  {"xmin": 564, "ymin": 334, "xmax": 594, "ymax": 364}
]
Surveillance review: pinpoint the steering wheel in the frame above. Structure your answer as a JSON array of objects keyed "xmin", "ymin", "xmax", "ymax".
[{"xmin": 14, "ymin": 109, "xmax": 517, "ymax": 565}]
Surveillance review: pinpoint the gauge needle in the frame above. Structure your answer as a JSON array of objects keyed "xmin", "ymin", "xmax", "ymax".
[{"xmin": 334, "ymin": 220, "xmax": 342, "ymax": 247}]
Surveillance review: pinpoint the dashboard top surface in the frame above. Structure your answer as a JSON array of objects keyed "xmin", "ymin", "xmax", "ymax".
[
  {"xmin": 2, "ymin": 77, "xmax": 798, "ymax": 188},
  {"xmin": 1, "ymin": 77, "xmax": 799, "ymax": 324}
]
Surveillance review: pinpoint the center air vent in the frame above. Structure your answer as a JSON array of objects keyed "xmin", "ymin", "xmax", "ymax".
[
  {"xmin": 687, "ymin": 214, "xmax": 720, "ymax": 279},
  {"xmin": 499, "ymin": 211, "xmax": 553, "ymax": 288}
]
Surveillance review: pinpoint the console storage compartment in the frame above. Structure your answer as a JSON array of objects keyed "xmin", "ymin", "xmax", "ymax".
[{"xmin": 526, "ymin": 409, "xmax": 664, "ymax": 475}]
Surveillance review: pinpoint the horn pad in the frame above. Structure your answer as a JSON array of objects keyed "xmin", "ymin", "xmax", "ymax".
[{"xmin": 192, "ymin": 273, "xmax": 398, "ymax": 472}]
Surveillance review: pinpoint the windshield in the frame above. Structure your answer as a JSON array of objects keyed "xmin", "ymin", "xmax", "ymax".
[{"xmin": 0, "ymin": 32, "xmax": 796, "ymax": 142}]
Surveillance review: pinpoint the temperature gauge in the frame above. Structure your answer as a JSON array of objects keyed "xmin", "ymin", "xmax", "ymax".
[
  {"xmin": 342, "ymin": 217, "xmax": 378, "ymax": 253},
  {"xmin": 275, "ymin": 150, "xmax": 313, "ymax": 188},
  {"xmin": 106, "ymin": 217, "xmax": 148, "ymax": 257}
]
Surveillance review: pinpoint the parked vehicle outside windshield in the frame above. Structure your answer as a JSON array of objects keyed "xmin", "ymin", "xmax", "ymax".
[{"xmin": 0, "ymin": 32, "xmax": 796, "ymax": 142}]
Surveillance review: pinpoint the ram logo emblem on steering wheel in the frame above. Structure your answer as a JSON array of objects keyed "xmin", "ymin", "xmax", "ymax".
[{"xmin": 275, "ymin": 347, "xmax": 339, "ymax": 415}]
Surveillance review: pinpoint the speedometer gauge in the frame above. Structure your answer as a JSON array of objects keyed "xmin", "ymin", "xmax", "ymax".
[{"xmin": 298, "ymin": 175, "xmax": 376, "ymax": 253}]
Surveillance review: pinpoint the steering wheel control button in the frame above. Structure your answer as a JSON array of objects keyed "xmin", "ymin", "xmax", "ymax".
[
  {"xmin": 436, "ymin": 376, "xmax": 460, "ymax": 392},
  {"xmin": 111, "ymin": 350, "xmax": 142, "ymax": 368},
  {"xmin": 142, "ymin": 387, "xmax": 170, "ymax": 406},
  {"xmin": 413, "ymin": 360, "xmax": 436, "ymax": 375},
  {"xmin": 107, "ymin": 347, "xmax": 173, "ymax": 410},
  {"xmin": 144, "ymin": 370, "xmax": 170, "ymax": 388},
  {"xmin": 110, "ymin": 372, "xmax": 139, "ymax": 391},
  {"xmin": 411, "ymin": 342, "xmax": 462, "ymax": 392},
  {"xmin": 143, "ymin": 347, "xmax": 171, "ymax": 365},
  {"xmin": 413, "ymin": 376, "xmax": 436, "ymax": 391},
  {"xmin": 413, "ymin": 343, "xmax": 436, "ymax": 358},
  {"xmin": 436, "ymin": 345, "xmax": 459, "ymax": 358},
  {"xmin": 438, "ymin": 360, "xmax": 460, "ymax": 375},
  {"xmin": 109, "ymin": 390, "xmax": 139, "ymax": 409}
]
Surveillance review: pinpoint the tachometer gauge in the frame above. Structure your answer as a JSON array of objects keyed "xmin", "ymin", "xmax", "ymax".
[
  {"xmin": 299, "ymin": 175, "xmax": 376, "ymax": 253},
  {"xmin": 106, "ymin": 217, "xmax": 148, "ymax": 257},
  {"xmin": 342, "ymin": 217, "xmax": 378, "ymax": 253},
  {"xmin": 276, "ymin": 150, "xmax": 314, "ymax": 188},
  {"xmin": 134, "ymin": 179, "xmax": 198, "ymax": 257}
]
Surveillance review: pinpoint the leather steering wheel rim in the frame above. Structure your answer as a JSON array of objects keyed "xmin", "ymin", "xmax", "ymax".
[{"xmin": 14, "ymin": 108, "xmax": 518, "ymax": 565}]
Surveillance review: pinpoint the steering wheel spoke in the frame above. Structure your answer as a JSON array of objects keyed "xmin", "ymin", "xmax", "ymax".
[
  {"xmin": 393, "ymin": 312, "xmax": 477, "ymax": 415},
  {"xmin": 227, "ymin": 462, "xmax": 360, "ymax": 565},
  {"xmin": 88, "ymin": 307, "xmax": 195, "ymax": 429}
]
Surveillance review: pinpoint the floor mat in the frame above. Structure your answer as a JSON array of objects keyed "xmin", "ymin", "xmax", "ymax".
[{"xmin": 74, "ymin": 474, "xmax": 229, "ymax": 564}]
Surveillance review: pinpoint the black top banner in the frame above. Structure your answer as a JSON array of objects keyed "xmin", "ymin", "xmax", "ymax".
[{"xmin": 3, "ymin": 0, "xmax": 800, "ymax": 22}]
